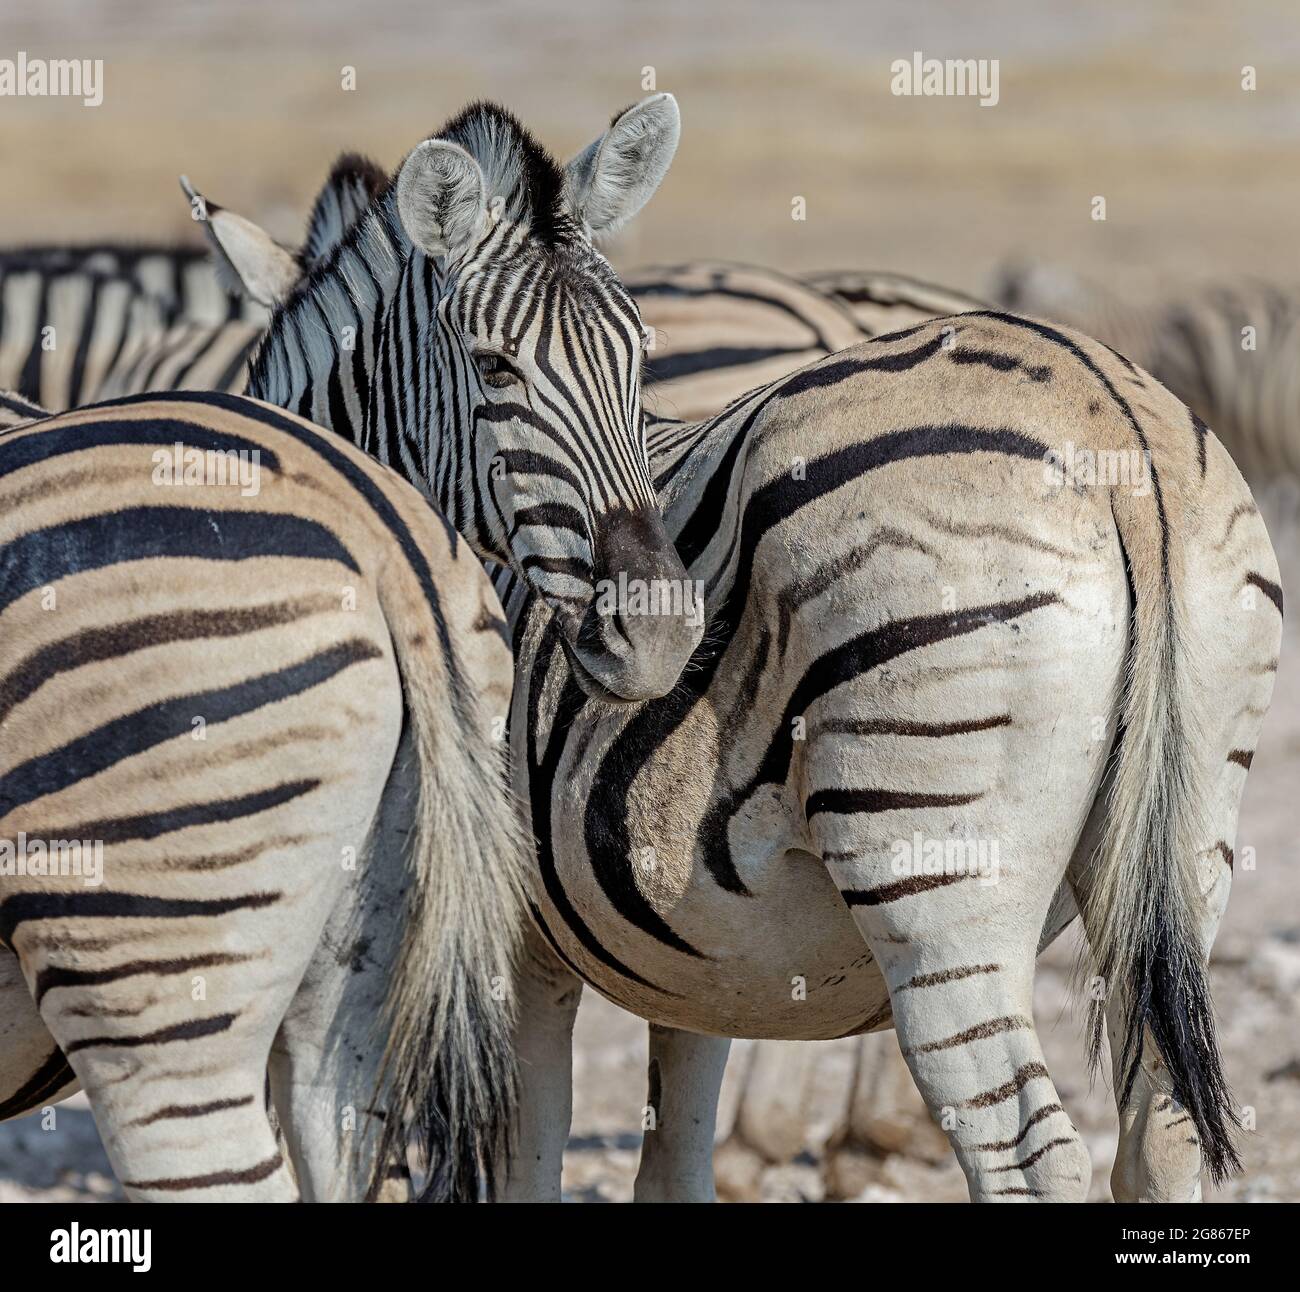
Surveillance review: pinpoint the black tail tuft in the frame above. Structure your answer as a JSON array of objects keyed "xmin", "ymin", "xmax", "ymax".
[
  {"xmin": 412, "ymin": 977, "xmax": 517, "ymax": 1203},
  {"xmin": 1113, "ymin": 910, "xmax": 1241, "ymax": 1185}
]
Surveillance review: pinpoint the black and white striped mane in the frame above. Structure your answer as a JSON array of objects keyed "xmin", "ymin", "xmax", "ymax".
[{"xmin": 433, "ymin": 100, "xmax": 578, "ymax": 249}]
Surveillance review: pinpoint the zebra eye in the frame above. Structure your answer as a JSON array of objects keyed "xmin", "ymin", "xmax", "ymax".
[
  {"xmin": 475, "ymin": 352, "xmax": 519, "ymax": 389},
  {"xmin": 640, "ymin": 325, "xmax": 654, "ymax": 351}
]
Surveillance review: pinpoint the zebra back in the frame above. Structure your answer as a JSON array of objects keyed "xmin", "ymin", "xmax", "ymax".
[
  {"xmin": 804, "ymin": 268, "xmax": 987, "ymax": 333},
  {"xmin": 96, "ymin": 320, "xmax": 263, "ymax": 399},
  {"xmin": 627, "ymin": 261, "xmax": 863, "ymax": 421}
]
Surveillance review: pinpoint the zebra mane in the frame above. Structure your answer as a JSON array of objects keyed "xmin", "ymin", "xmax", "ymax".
[
  {"xmin": 432, "ymin": 101, "xmax": 576, "ymax": 249},
  {"xmin": 247, "ymin": 104, "xmax": 584, "ymax": 398},
  {"xmin": 302, "ymin": 152, "xmax": 390, "ymax": 265}
]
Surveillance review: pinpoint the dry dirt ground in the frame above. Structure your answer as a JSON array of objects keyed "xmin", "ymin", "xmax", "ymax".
[{"xmin": 2, "ymin": 0, "xmax": 1299, "ymax": 1203}]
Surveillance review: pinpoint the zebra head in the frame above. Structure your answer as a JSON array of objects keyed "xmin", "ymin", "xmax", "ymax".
[
  {"xmin": 195, "ymin": 98, "xmax": 700, "ymax": 703},
  {"xmin": 385, "ymin": 97, "xmax": 700, "ymax": 702}
]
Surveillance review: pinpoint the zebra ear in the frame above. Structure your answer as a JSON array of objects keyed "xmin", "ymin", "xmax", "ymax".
[
  {"xmin": 564, "ymin": 93, "xmax": 680, "ymax": 239},
  {"xmin": 178, "ymin": 176, "xmax": 302, "ymax": 307},
  {"xmin": 396, "ymin": 140, "xmax": 489, "ymax": 261}
]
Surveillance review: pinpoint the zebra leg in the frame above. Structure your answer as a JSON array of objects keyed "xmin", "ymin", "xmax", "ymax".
[
  {"xmin": 633, "ymin": 1024, "xmax": 730, "ymax": 1202},
  {"xmin": 500, "ymin": 920, "xmax": 582, "ymax": 1202},
  {"xmin": 21, "ymin": 820, "xmax": 392, "ymax": 1201},
  {"xmin": 36, "ymin": 942, "xmax": 308, "ymax": 1201},
  {"xmin": 266, "ymin": 733, "xmax": 421, "ymax": 1202},
  {"xmin": 830, "ymin": 900, "xmax": 1090, "ymax": 1202},
  {"xmin": 268, "ymin": 934, "xmax": 410, "ymax": 1203},
  {"xmin": 804, "ymin": 671, "xmax": 1118, "ymax": 1200}
]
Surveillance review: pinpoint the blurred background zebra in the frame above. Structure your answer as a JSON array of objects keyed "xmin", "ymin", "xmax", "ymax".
[{"xmin": 994, "ymin": 264, "xmax": 1300, "ymax": 492}]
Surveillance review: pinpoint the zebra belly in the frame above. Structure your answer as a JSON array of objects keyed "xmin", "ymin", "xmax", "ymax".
[{"xmin": 539, "ymin": 840, "xmax": 889, "ymax": 1041}]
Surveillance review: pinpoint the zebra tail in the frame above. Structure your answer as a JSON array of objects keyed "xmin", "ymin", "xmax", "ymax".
[
  {"xmin": 1081, "ymin": 511, "xmax": 1240, "ymax": 1184},
  {"xmin": 370, "ymin": 600, "xmax": 529, "ymax": 1203}
]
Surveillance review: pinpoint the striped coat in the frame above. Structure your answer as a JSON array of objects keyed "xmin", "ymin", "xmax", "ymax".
[
  {"xmin": 115, "ymin": 117, "xmax": 1282, "ymax": 1202},
  {"xmin": 0, "ymin": 391, "xmax": 527, "ymax": 1200}
]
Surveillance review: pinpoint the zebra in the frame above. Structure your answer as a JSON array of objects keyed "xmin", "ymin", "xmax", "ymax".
[
  {"xmin": 806, "ymin": 268, "xmax": 987, "ymax": 334},
  {"xmin": 0, "ymin": 389, "xmax": 527, "ymax": 1201},
  {"xmin": 184, "ymin": 116, "xmax": 1282, "ymax": 1201},
  {"xmin": 628, "ymin": 263, "xmax": 985, "ymax": 423},
  {"xmin": 0, "ymin": 243, "xmax": 259, "ymax": 328},
  {"xmin": 506, "ymin": 316, "xmax": 1281, "ymax": 1204},
  {"xmin": 0, "ymin": 261, "xmax": 170, "ymax": 410},
  {"xmin": 0, "ymin": 155, "xmax": 386, "ymax": 414},
  {"xmin": 994, "ymin": 263, "xmax": 1300, "ymax": 489}
]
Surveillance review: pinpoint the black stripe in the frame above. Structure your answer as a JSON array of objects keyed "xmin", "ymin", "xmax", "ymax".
[
  {"xmin": 806, "ymin": 787, "xmax": 983, "ymax": 817},
  {"xmin": 950, "ymin": 346, "xmax": 1050, "ymax": 382},
  {"xmin": 646, "ymin": 344, "xmax": 809, "ymax": 383},
  {"xmin": 1245, "ymin": 572, "xmax": 1283, "ymax": 616},
  {"xmin": 66, "ymin": 1011, "xmax": 238, "ymax": 1055},
  {"xmin": 123, "ymin": 1151, "xmax": 283, "ymax": 1192},
  {"xmin": 0, "ymin": 600, "xmax": 325, "ymax": 726},
  {"xmin": 0, "ymin": 505, "xmax": 357, "ymax": 620},
  {"xmin": 35, "ymin": 779, "xmax": 320, "ymax": 848},
  {"xmin": 16, "ymin": 271, "xmax": 50, "ymax": 402},
  {"xmin": 35, "ymin": 950, "xmax": 255, "ymax": 1007},
  {"xmin": 0, "ymin": 891, "xmax": 278, "ymax": 949},
  {"xmin": 0, "ymin": 639, "xmax": 379, "ymax": 818},
  {"xmin": 132, "ymin": 1094, "xmax": 255, "ymax": 1126},
  {"xmin": 842, "ymin": 871, "xmax": 973, "ymax": 906},
  {"xmin": 1191, "ymin": 411, "xmax": 1209, "ymax": 477},
  {"xmin": 66, "ymin": 273, "xmax": 104, "ymax": 407},
  {"xmin": 0, "ymin": 413, "xmax": 280, "ymax": 477}
]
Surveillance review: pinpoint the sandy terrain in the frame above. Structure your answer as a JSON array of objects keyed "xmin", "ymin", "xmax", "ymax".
[{"xmin": 1, "ymin": 0, "xmax": 1298, "ymax": 1202}]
